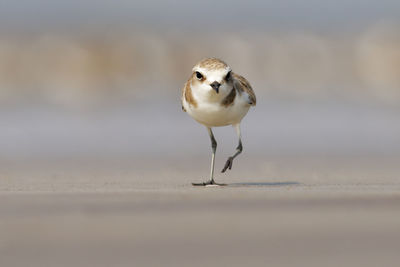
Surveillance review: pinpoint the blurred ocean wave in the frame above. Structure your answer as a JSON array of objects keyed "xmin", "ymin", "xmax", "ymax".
[{"xmin": 0, "ymin": 22, "xmax": 399, "ymax": 108}]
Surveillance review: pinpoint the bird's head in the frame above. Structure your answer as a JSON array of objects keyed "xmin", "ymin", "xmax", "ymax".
[{"xmin": 191, "ymin": 58, "xmax": 233, "ymax": 95}]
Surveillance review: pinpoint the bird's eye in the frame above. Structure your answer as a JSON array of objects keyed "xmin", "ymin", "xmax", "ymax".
[
  {"xmin": 225, "ymin": 71, "xmax": 231, "ymax": 80},
  {"xmin": 195, "ymin": 71, "xmax": 203, "ymax": 80}
]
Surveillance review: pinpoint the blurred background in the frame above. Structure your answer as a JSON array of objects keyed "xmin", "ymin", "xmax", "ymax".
[
  {"xmin": 0, "ymin": 0, "xmax": 399, "ymax": 162},
  {"xmin": 1, "ymin": 2, "xmax": 400, "ymax": 267}
]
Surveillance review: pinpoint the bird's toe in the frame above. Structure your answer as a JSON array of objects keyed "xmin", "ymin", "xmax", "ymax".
[{"xmin": 222, "ymin": 157, "xmax": 233, "ymax": 173}]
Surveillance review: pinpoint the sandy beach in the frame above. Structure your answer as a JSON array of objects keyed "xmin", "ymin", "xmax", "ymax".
[{"xmin": 1, "ymin": 156, "xmax": 400, "ymax": 267}]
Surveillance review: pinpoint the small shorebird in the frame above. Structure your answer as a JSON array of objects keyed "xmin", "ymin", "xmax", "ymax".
[{"xmin": 181, "ymin": 58, "xmax": 256, "ymax": 186}]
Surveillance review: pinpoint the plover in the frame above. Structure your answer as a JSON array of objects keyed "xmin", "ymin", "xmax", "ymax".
[{"xmin": 181, "ymin": 58, "xmax": 256, "ymax": 186}]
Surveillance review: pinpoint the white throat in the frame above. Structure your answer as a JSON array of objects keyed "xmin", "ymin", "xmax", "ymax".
[{"xmin": 191, "ymin": 81, "xmax": 232, "ymax": 104}]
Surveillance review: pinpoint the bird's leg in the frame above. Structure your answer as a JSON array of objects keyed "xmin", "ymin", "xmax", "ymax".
[
  {"xmin": 193, "ymin": 128, "xmax": 225, "ymax": 186},
  {"xmin": 207, "ymin": 127, "xmax": 217, "ymax": 184},
  {"xmin": 222, "ymin": 124, "xmax": 243, "ymax": 173}
]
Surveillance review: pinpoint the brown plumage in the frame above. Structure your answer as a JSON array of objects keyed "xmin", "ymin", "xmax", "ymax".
[
  {"xmin": 221, "ymin": 87, "xmax": 236, "ymax": 107},
  {"xmin": 232, "ymin": 73, "xmax": 256, "ymax": 105},
  {"xmin": 196, "ymin": 58, "xmax": 228, "ymax": 71},
  {"xmin": 181, "ymin": 79, "xmax": 197, "ymax": 111}
]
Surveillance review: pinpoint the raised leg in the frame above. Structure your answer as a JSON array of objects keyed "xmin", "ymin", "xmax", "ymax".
[
  {"xmin": 222, "ymin": 123, "xmax": 243, "ymax": 173},
  {"xmin": 192, "ymin": 127, "xmax": 225, "ymax": 186}
]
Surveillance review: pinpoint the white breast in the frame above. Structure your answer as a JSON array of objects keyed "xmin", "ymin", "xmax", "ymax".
[{"xmin": 184, "ymin": 89, "xmax": 251, "ymax": 127}]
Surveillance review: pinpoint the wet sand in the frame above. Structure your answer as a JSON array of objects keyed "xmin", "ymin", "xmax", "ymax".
[{"xmin": 1, "ymin": 156, "xmax": 400, "ymax": 267}]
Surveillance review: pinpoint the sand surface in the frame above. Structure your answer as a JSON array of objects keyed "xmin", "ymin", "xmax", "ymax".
[{"xmin": 1, "ymin": 156, "xmax": 400, "ymax": 267}]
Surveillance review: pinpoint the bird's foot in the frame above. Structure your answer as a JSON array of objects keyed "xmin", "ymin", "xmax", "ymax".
[
  {"xmin": 192, "ymin": 179, "xmax": 226, "ymax": 187},
  {"xmin": 221, "ymin": 157, "xmax": 234, "ymax": 173}
]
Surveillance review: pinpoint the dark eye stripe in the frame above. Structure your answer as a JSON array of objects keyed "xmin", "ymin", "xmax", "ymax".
[{"xmin": 225, "ymin": 71, "xmax": 231, "ymax": 80}]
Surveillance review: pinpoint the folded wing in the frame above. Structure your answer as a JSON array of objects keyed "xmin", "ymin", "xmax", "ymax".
[{"xmin": 232, "ymin": 73, "xmax": 256, "ymax": 106}]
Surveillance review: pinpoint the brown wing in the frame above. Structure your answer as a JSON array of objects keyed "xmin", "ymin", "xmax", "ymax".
[
  {"xmin": 232, "ymin": 72, "xmax": 256, "ymax": 106},
  {"xmin": 181, "ymin": 78, "xmax": 197, "ymax": 112}
]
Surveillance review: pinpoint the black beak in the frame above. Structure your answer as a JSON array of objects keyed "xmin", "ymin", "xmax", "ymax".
[{"xmin": 210, "ymin": 81, "xmax": 221, "ymax": 93}]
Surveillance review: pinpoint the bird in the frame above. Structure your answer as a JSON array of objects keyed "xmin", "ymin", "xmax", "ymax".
[{"xmin": 181, "ymin": 58, "xmax": 256, "ymax": 186}]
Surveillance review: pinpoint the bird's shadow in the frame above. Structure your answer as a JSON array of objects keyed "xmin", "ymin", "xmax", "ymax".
[{"xmin": 227, "ymin": 181, "xmax": 300, "ymax": 187}]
